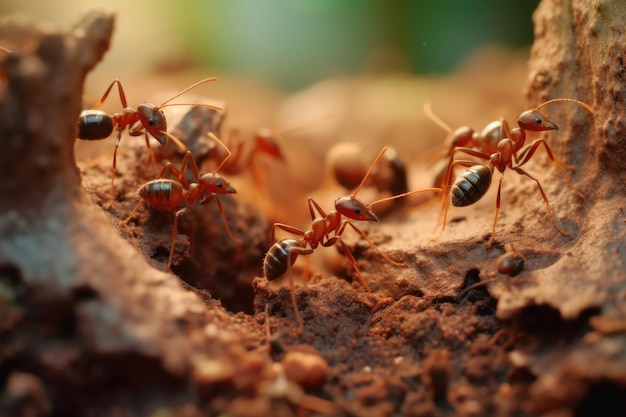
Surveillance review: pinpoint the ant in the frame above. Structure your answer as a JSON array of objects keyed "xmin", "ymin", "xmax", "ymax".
[
  {"xmin": 119, "ymin": 133, "xmax": 240, "ymax": 272},
  {"xmin": 263, "ymin": 147, "xmax": 441, "ymax": 333},
  {"xmin": 327, "ymin": 142, "xmax": 408, "ymax": 198},
  {"xmin": 77, "ymin": 77, "xmax": 223, "ymax": 203},
  {"xmin": 438, "ymin": 98, "xmax": 594, "ymax": 247},
  {"xmin": 205, "ymin": 126, "xmax": 286, "ymax": 183},
  {"xmin": 162, "ymin": 107, "xmax": 289, "ymax": 191}
]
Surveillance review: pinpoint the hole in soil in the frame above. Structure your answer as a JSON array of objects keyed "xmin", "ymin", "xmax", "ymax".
[
  {"xmin": 172, "ymin": 259, "xmax": 257, "ymax": 315},
  {"xmin": 575, "ymin": 380, "xmax": 626, "ymax": 417},
  {"xmin": 72, "ymin": 284, "xmax": 99, "ymax": 303},
  {"xmin": 460, "ymin": 269, "xmax": 496, "ymax": 315},
  {"xmin": 512, "ymin": 305, "xmax": 600, "ymax": 342},
  {"xmin": 0, "ymin": 263, "xmax": 27, "ymax": 303}
]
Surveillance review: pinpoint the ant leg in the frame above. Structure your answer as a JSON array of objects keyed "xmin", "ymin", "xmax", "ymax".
[
  {"xmin": 93, "ymin": 79, "xmax": 128, "ymax": 110},
  {"xmin": 269, "ymin": 223, "xmax": 306, "ymax": 245},
  {"xmin": 119, "ymin": 199, "xmax": 145, "ymax": 226},
  {"xmin": 110, "ymin": 129, "xmax": 123, "ymax": 203},
  {"xmin": 336, "ymin": 220, "xmax": 407, "ymax": 268},
  {"xmin": 214, "ymin": 197, "xmax": 242, "ymax": 245},
  {"xmin": 155, "ymin": 152, "xmax": 192, "ymax": 189},
  {"xmin": 516, "ymin": 139, "xmax": 584, "ymax": 199},
  {"xmin": 487, "ymin": 173, "xmax": 504, "ymax": 248},
  {"xmin": 512, "ymin": 166, "xmax": 572, "ymax": 238},
  {"xmin": 324, "ymin": 236, "xmax": 374, "ymax": 294},
  {"xmin": 166, "ymin": 207, "xmax": 190, "ymax": 272},
  {"xmin": 287, "ymin": 273, "xmax": 303, "ymax": 335},
  {"xmin": 308, "ymin": 198, "xmax": 328, "ymax": 221},
  {"xmin": 129, "ymin": 127, "xmax": 156, "ymax": 165}
]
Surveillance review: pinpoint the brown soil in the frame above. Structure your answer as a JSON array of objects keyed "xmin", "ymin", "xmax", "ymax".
[{"xmin": 1, "ymin": 2, "xmax": 626, "ymax": 417}]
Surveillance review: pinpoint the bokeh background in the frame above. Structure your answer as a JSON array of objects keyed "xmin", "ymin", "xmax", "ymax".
[{"xmin": 0, "ymin": 0, "xmax": 539, "ymax": 90}]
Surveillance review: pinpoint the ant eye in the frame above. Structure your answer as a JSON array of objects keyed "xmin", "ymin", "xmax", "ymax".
[
  {"xmin": 216, "ymin": 182, "xmax": 223, "ymax": 188},
  {"xmin": 148, "ymin": 118, "xmax": 155, "ymax": 126},
  {"xmin": 354, "ymin": 207, "xmax": 361, "ymax": 215},
  {"xmin": 535, "ymin": 117, "xmax": 542, "ymax": 124}
]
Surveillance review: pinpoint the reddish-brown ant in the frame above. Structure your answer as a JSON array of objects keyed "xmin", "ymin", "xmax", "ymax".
[
  {"xmin": 119, "ymin": 133, "xmax": 240, "ymax": 272},
  {"xmin": 496, "ymin": 250, "xmax": 526, "ymax": 276},
  {"xmin": 326, "ymin": 142, "xmax": 408, "ymax": 197},
  {"xmin": 205, "ymin": 127, "xmax": 286, "ymax": 182},
  {"xmin": 438, "ymin": 98, "xmax": 594, "ymax": 246},
  {"xmin": 77, "ymin": 78, "xmax": 223, "ymax": 202},
  {"xmin": 263, "ymin": 147, "xmax": 440, "ymax": 333}
]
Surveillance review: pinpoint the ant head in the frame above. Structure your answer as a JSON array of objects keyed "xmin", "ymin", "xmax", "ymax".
[
  {"xmin": 137, "ymin": 103, "xmax": 168, "ymax": 144},
  {"xmin": 517, "ymin": 109, "xmax": 559, "ymax": 132},
  {"xmin": 199, "ymin": 172, "xmax": 237, "ymax": 195},
  {"xmin": 255, "ymin": 128, "xmax": 285, "ymax": 161},
  {"xmin": 335, "ymin": 196, "xmax": 379, "ymax": 223}
]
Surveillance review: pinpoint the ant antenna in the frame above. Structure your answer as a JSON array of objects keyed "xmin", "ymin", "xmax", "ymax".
[
  {"xmin": 158, "ymin": 77, "xmax": 218, "ymax": 107},
  {"xmin": 423, "ymin": 101, "xmax": 453, "ymax": 133},
  {"xmin": 207, "ymin": 132, "xmax": 232, "ymax": 173},
  {"xmin": 367, "ymin": 188, "xmax": 441, "ymax": 210},
  {"xmin": 350, "ymin": 147, "xmax": 389, "ymax": 199},
  {"xmin": 533, "ymin": 98, "xmax": 594, "ymax": 115}
]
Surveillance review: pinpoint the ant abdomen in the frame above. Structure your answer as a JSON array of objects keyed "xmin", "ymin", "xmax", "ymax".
[
  {"xmin": 78, "ymin": 110, "xmax": 114, "ymax": 140},
  {"xmin": 263, "ymin": 239, "xmax": 311, "ymax": 281},
  {"xmin": 450, "ymin": 165, "xmax": 492, "ymax": 207},
  {"xmin": 138, "ymin": 179, "xmax": 185, "ymax": 210}
]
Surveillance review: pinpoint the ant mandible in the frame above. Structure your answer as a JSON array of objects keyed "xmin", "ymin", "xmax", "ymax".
[
  {"xmin": 263, "ymin": 147, "xmax": 441, "ymax": 333},
  {"xmin": 439, "ymin": 98, "xmax": 594, "ymax": 247},
  {"xmin": 119, "ymin": 132, "xmax": 241, "ymax": 272},
  {"xmin": 77, "ymin": 77, "xmax": 223, "ymax": 203}
]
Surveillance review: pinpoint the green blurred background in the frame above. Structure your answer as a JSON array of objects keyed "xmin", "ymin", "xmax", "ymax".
[{"xmin": 0, "ymin": 0, "xmax": 539, "ymax": 90}]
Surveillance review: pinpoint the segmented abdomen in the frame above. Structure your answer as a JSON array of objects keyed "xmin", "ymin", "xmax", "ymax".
[
  {"xmin": 139, "ymin": 179, "xmax": 185, "ymax": 209},
  {"xmin": 263, "ymin": 239, "xmax": 302, "ymax": 281},
  {"xmin": 450, "ymin": 165, "xmax": 492, "ymax": 207},
  {"xmin": 77, "ymin": 110, "xmax": 114, "ymax": 140}
]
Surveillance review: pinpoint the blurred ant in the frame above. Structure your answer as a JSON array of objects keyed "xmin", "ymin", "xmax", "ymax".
[
  {"xmin": 459, "ymin": 248, "xmax": 527, "ymax": 299},
  {"xmin": 206, "ymin": 126, "xmax": 286, "ymax": 187},
  {"xmin": 263, "ymin": 147, "xmax": 440, "ymax": 333},
  {"xmin": 119, "ymin": 133, "xmax": 240, "ymax": 272},
  {"xmin": 77, "ymin": 77, "xmax": 223, "ymax": 202},
  {"xmin": 327, "ymin": 142, "xmax": 408, "ymax": 198},
  {"xmin": 438, "ymin": 98, "xmax": 594, "ymax": 246},
  {"xmin": 496, "ymin": 250, "xmax": 526, "ymax": 276}
]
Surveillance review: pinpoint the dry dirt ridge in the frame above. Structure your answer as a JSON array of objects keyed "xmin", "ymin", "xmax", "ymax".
[{"xmin": 0, "ymin": 3, "xmax": 626, "ymax": 417}]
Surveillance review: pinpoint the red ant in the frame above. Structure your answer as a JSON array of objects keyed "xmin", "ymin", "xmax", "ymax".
[
  {"xmin": 438, "ymin": 98, "xmax": 594, "ymax": 246},
  {"xmin": 163, "ymin": 107, "xmax": 290, "ymax": 191},
  {"xmin": 206, "ymin": 126, "xmax": 286, "ymax": 182},
  {"xmin": 119, "ymin": 133, "xmax": 240, "ymax": 272},
  {"xmin": 263, "ymin": 147, "xmax": 441, "ymax": 333},
  {"xmin": 77, "ymin": 77, "xmax": 223, "ymax": 202}
]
